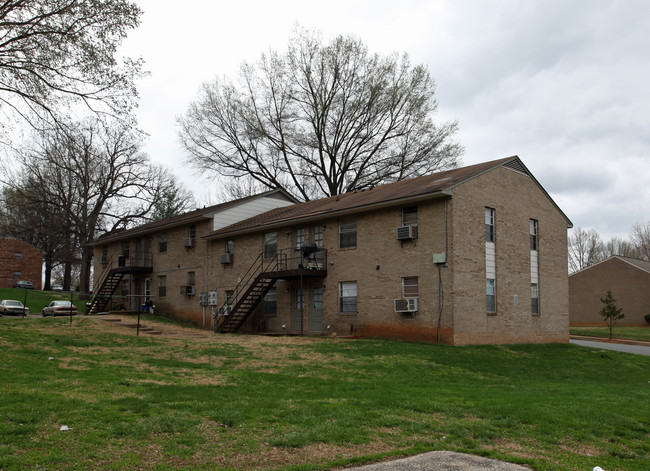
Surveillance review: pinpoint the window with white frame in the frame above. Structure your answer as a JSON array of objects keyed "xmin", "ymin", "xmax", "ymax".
[
  {"xmin": 226, "ymin": 239, "xmax": 234, "ymax": 254},
  {"xmin": 339, "ymin": 217, "xmax": 357, "ymax": 249},
  {"xmin": 485, "ymin": 207, "xmax": 495, "ymax": 242},
  {"xmin": 14, "ymin": 252, "xmax": 22, "ymax": 259},
  {"xmin": 310, "ymin": 224, "xmax": 324, "ymax": 248},
  {"xmin": 263, "ymin": 232, "xmax": 277, "ymax": 258},
  {"xmin": 530, "ymin": 219, "xmax": 538, "ymax": 251},
  {"xmin": 402, "ymin": 276, "xmax": 418, "ymax": 298},
  {"xmin": 339, "ymin": 281, "xmax": 358, "ymax": 313},
  {"xmin": 486, "ymin": 278, "xmax": 496, "ymax": 313},
  {"xmin": 531, "ymin": 283, "xmax": 539, "ymax": 314}
]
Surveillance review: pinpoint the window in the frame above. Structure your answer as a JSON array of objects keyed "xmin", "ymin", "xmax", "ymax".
[
  {"xmin": 310, "ymin": 225, "xmax": 324, "ymax": 248},
  {"xmin": 402, "ymin": 206, "xmax": 418, "ymax": 226},
  {"xmin": 225, "ymin": 290, "xmax": 234, "ymax": 306},
  {"xmin": 159, "ymin": 233, "xmax": 167, "ymax": 253},
  {"xmin": 188, "ymin": 224, "xmax": 196, "ymax": 239},
  {"xmin": 485, "ymin": 207, "xmax": 495, "ymax": 242},
  {"xmin": 339, "ymin": 281, "xmax": 358, "ymax": 313},
  {"xmin": 263, "ymin": 287, "xmax": 277, "ymax": 317},
  {"xmin": 158, "ymin": 275, "xmax": 166, "ymax": 298},
  {"xmin": 13, "ymin": 271, "xmax": 21, "ymax": 278},
  {"xmin": 263, "ymin": 232, "xmax": 277, "ymax": 258},
  {"xmin": 187, "ymin": 271, "xmax": 195, "ymax": 288},
  {"xmin": 226, "ymin": 239, "xmax": 234, "ymax": 254},
  {"xmin": 402, "ymin": 276, "xmax": 419, "ymax": 298},
  {"xmin": 121, "ymin": 280, "xmax": 129, "ymax": 297},
  {"xmin": 339, "ymin": 217, "xmax": 357, "ymax": 249},
  {"xmin": 530, "ymin": 219, "xmax": 538, "ymax": 251},
  {"xmin": 486, "ymin": 278, "xmax": 496, "ymax": 313},
  {"xmin": 122, "ymin": 240, "xmax": 130, "ymax": 257},
  {"xmin": 531, "ymin": 283, "xmax": 539, "ymax": 314},
  {"xmin": 14, "ymin": 252, "xmax": 22, "ymax": 259}
]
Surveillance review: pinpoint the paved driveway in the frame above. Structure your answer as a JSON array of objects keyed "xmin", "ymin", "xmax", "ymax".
[{"xmin": 570, "ymin": 338, "xmax": 650, "ymax": 356}]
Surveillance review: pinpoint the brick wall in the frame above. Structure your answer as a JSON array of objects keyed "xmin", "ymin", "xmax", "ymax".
[
  {"xmin": 0, "ymin": 238, "xmax": 43, "ymax": 289},
  {"xmin": 450, "ymin": 166, "xmax": 570, "ymax": 345},
  {"xmin": 569, "ymin": 257, "xmax": 650, "ymax": 326}
]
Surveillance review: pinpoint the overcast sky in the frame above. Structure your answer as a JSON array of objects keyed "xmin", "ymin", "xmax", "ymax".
[{"xmin": 120, "ymin": 0, "xmax": 650, "ymax": 240}]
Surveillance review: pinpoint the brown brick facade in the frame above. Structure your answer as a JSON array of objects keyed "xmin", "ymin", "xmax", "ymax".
[
  {"xmin": 0, "ymin": 237, "xmax": 43, "ymax": 289},
  {"xmin": 569, "ymin": 257, "xmax": 650, "ymax": 326},
  {"xmin": 93, "ymin": 158, "xmax": 572, "ymax": 345}
]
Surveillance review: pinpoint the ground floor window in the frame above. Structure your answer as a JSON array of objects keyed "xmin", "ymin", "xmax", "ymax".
[
  {"xmin": 263, "ymin": 287, "xmax": 277, "ymax": 317},
  {"xmin": 402, "ymin": 276, "xmax": 418, "ymax": 298},
  {"xmin": 486, "ymin": 278, "xmax": 496, "ymax": 313},
  {"xmin": 531, "ymin": 283, "xmax": 539, "ymax": 314},
  {"xmin": 158, "ymin": 275, "xmax": 166, "ymax": 298},
  {"xmin": 339, "ymin": 281, "xmax": 358, "ymax": 313}
]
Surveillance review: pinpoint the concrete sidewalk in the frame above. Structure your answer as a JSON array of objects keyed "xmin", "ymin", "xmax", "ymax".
[{"xmin": 343, "ymin": 451, "xmax": 529, "ymax": 470}]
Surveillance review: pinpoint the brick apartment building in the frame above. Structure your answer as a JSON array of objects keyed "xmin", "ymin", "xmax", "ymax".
[
  {"xmin": 569, "ymin": 256, "xmax": 650, "ymax": 326},
  {"xmin": 0, "ymin": 237, "xmax": 43, "ymax": 289},
  {"xmin": 91, "ymin": 156, "xmax": 572, "ymax": 345}
]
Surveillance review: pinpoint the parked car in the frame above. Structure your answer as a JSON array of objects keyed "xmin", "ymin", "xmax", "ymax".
[
  {"xmin": 13, "ymin": 280, "xmax": 35, "ymax": 289},
  {"xmin": 42, "ymin": 301, "xmax": 78, "ymax": 317},
  {"xmin": 51, "ymin": 285, "xmax": 63, "ymax": 292},
  {"xmin": 0, "ymin": 299, "xmax": 28, "ymax": 316}
]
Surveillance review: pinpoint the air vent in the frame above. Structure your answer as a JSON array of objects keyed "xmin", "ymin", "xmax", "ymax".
[
  {"xmin": 183, "ymin": 237, "xmax": 195, "ymax": 248},
  {"xmin": 503, "ymin": 159, "xmax": 529, "ymax": 175}
]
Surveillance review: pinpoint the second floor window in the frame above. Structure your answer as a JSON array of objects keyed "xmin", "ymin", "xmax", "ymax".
[
  {"xmin": 189, "ymin": 224, "xmax": 196, "ymax": 239},
  {"xmin": 339, "ymin": 217, "xmax": 357, "ymax": 249},
  {"xmin": 402, "ymin": 206, "xmax": 418, "ymax": 226},
  {"xmin": 226, "ymin": 239, "xmax": 234, "ymax": 254},
  {"xmin": 485, "ymin": 208, "xmax": 495, "ymax": 243},
  {"xmin": 264, "ymin": 232, "xmax": 277, "ymax": 258},
  {"xmin": 159, "ymin": 233, "xmax": 167, "ymax": 253},
  {"xmin": 158, "ymin": 276, "xmax": 166, "ymax": 298},
  {"xmin": 14, "ymin": 252, "xmax": 22, "ymax": 259},
  {"xmin": 530, "ymin": 219, "xmax": 538, "ymax": 251}
]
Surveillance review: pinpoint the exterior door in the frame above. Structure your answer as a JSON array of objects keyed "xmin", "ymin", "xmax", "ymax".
[
  {"xmin": 291, "ymin": 288, "xmax": 304, "ymax": 333},
  {"xmin": 309, "ymin": 285, "xmax": 324, "ymax": 332}
]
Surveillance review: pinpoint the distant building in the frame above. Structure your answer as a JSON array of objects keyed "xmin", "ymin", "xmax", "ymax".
[
  {"xmin": 0, "ymin": 237, "xmax": 43, "ymax": 290},
  {"xmin": 92, "ymin": 156, "xmax": 573, "ymax": 345},
  {"xmin": 569, "ymin": 256, "xmax": 650, "ymax": 326}
]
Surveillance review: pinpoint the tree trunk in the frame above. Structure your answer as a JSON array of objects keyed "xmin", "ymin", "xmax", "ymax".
[{"xmin": 79, "ymin": 245, "xmax": 93, "ymax": 295}]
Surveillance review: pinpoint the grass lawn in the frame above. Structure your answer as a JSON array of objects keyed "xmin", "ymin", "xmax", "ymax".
[
  {"xmin": 0, "ymin": 287, "xmax": 88, "ymax": 315},
  {"xmin": 570, "ymin": 326, "xmax": 650, "ymax": 343},
  {"xmin": 1, "ymin": 316, "xmax": 648, "ymax": 471}
]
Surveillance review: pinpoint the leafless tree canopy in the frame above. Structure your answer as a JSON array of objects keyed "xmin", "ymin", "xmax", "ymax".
[
  {"xmin": 568, "ymin": 227, "xmax": 605, "ymax": 272},
  {"xmin": 178, "ymin": 28, "xmax": 463, "ymax": 201},
  {"xmin": 0, "ymin": 0, "xmax": 144, "ymax": 128},
  {"xmin": 631, "ymin": 221, "xmax": 650, "ymax": 261},
  {"xmin": 4, "ymin": 118, "xmax": 179, "ymax": 292}
]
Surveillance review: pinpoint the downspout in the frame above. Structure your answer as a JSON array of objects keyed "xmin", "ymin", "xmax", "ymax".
[{"xmin": 436, "ymin": 199, "xmax": 449, "ymax": 344}]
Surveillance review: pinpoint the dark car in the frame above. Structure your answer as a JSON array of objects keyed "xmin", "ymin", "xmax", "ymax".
[
  {"xmin": 0, "ymin": 299, "xmax": 28, "ymax": 316},
  {"xmin": 42, "ymin": 301, "xmax": 78, "ymax": 317},
  {"xmin": 14, "ymin": 280, "xmax": 35, "ymax": 289}
]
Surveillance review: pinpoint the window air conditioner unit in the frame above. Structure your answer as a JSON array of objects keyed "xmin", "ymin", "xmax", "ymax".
[
  {"xmin": 220, "ymin": 253, "xmax": 232, "ymax": 264},
  {"xmin": 394, "ymin": 298, "xmax": 419, "ymax": 313},
  {"xmin": 186, "ymin": 285, "xmax": 195, "ymax": 296},
  {"xmin": 218, "ymin": 306, "xmax": 232, "ymax": 316},
  {"xmin": 183, "ymin": 237, "xmax": 195, "ymax": 248},
  {"xmin": 397, "ymin": 225, "xmax": 418, "ymax": 240}
]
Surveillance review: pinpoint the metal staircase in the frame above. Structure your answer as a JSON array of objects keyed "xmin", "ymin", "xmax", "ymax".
[
  {"xmin": 87, "ymin": 253, "xmax": 153, "ymax": 315},
  {"xmin": 216, "ymin": 246, "xmax": 327, "ymax": 334}
]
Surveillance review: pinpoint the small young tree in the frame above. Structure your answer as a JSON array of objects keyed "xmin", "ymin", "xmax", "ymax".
[{"xmin": 599, "ymin": 290, "xmax": 624, "ymax": 340}]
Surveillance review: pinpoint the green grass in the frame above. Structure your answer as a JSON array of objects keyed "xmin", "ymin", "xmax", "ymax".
[
  {"xmin": 1, "ymin": 317, "xmax": 649, "ymax": 470},
  {"xmin": 0, "ymin": 287, "xmax": 87, "ymax": 315},
  {"xmin": 571, "ymin": 326, "xmax": 650, "ymax": 342}
]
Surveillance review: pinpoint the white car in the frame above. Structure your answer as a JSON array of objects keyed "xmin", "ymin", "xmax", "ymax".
[
  {"xmin": 0, "ymin": 299, "xmax": 28, "ymax": 316},
  {"xmin": 42, "ymin": 301, "xmax": 78, "ymax": 317}
]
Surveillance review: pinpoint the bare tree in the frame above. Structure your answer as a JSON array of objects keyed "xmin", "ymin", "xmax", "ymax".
[
  {"xmin": 178, "ymin": 27, "xmax": 463, "ymax": 201},
  {"xmin": 0, "ymin": 0, "xmax": 144, "ymax": 129},
  {"xmin": 604, "ymin": 236, "xmax": 641, "ymax": 260},
  {"xmin": 568, "ymin": 227, "xmax": 605, "ymax": 272},
  {"xmin": 11, "ymin": 118, "xmax": 175, "ymax": 293},
  {"xmin": 631, "ymin": 221, "xmax": 650, "ymax": 261}
]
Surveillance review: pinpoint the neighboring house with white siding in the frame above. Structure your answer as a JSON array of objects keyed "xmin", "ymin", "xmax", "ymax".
[{"xmin": 92, "ymin": 156, "xmax": 572, "ymax": 345}]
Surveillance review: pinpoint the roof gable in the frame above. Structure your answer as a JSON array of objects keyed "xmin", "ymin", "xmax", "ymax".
[{"xmin": 569, "ymin": 255, "xmax": 650, "ymax": 277}]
